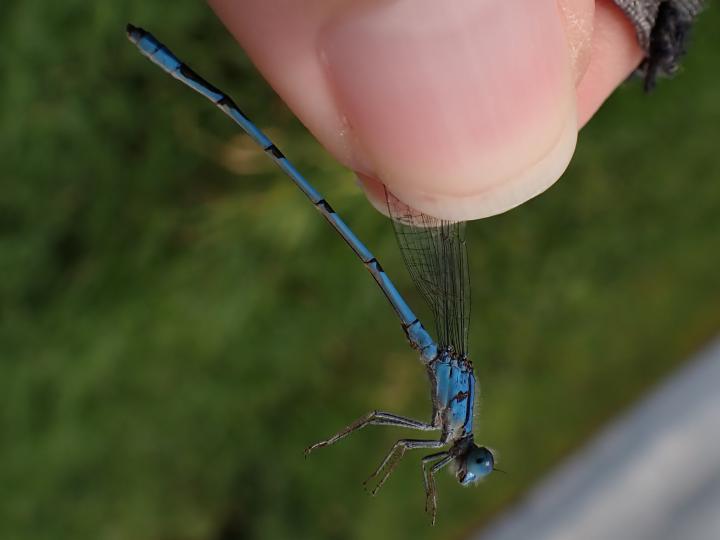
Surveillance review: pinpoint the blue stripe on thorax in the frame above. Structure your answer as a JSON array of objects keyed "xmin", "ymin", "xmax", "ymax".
[{"xmin": 431, "ymin": 349, "xmax": 475, "ymax": 438}]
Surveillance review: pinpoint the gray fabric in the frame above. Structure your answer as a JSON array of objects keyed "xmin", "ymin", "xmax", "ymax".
[
  {"xmin": 614, "ymin": 0, "xmax": 703, "ymax": 50},
  {"xmin": 613, "ymin": 0, "xmax": 704, "ymax": 89}
]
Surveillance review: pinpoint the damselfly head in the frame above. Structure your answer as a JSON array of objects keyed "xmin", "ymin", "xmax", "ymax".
[{"xmin": 455, "ymin": 444, "xmax": 495, "ymax": 485}]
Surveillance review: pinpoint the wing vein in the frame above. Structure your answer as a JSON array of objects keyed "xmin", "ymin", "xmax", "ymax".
[{"xmin": 386, "ymin": 190, "xmax": 471, "ymax": 356}]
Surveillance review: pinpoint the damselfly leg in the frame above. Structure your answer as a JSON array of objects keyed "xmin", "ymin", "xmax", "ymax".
[
  {"xmin": 304, "ymin": 410, "xmax": 437, "ymax": 456},
  {"xmin": 422, "ymin": 452, "xmax": 453, "ymax": 524},
  {"xmin": 364, "ymin": 439, "xmax": 445, "ymax": 496}
]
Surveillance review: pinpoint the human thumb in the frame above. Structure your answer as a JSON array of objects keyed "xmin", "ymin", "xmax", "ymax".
[{"xmin": 209, "ymin": 0, "xmax": 642, "ymax": 220}]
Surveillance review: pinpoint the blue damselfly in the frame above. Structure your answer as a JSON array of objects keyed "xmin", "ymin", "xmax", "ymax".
[{"xmin": 127, "ymin": 24, "xmax": 496, "ymax": 523}]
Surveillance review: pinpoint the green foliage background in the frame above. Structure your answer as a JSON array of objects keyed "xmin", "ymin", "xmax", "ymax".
[{"xmin": 2, "ymin": 3, "xmax": 719, "ymax": 539}]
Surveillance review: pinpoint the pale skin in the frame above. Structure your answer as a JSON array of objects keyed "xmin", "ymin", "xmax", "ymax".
[{"xmin": 208, "ymin": 0, "xmax": 644, "ymax": 221}]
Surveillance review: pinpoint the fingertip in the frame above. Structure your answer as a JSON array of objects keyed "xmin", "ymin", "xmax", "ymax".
[
  {"xmin": 323, "ymin": 0, "xmax": 578, "ymax": 221},
  {"xmin": 357, "ymin": 103, "xmax": 578, "ymax": 222},
  {"xmin": 210, "ymin": 0, "xmax": 645, "ymax": 221}
]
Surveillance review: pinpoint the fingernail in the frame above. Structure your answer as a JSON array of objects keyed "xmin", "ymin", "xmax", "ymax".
[{"xmin": 321, "ymin": 0, "xmax": 577, "ymax": 220}]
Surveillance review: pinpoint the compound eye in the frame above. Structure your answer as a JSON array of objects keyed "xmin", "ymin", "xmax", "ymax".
[{"xmin": 467, "ymin": 447, "xmax": 494, "ymax": 478}]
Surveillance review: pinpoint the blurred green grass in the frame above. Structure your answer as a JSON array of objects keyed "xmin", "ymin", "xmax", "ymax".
[{"xmin": 1, "ymin": 3, "xmax": 719, "ymax": 540}]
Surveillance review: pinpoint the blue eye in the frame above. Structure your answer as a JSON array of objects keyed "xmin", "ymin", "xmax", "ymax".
[{"xmin": 460, "ymin": 446, "xmax": 494, "ymax": 484}]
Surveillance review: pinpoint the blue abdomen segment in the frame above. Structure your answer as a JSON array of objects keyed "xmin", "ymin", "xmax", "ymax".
[
  {"xmin": 432, "ymin": 350, "xmax": 475, "ymax": 438},
  {"xmin": 126, "ymin": 24, "xmax": 441, "ymax": 359}
]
